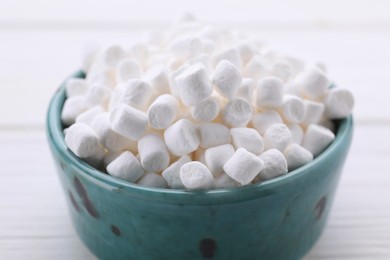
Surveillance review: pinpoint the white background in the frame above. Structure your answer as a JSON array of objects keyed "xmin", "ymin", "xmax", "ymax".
[{"xmin": 1, "ymin": 1, "xmax": 390, "ymax": 259}]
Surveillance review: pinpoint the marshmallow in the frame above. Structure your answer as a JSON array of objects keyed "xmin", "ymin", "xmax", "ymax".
[
  {"xmin": 298, "ymin": 66, "xmax": 330, "ymax": 99},
  {"xmin": 256, "ymin": 77, "xmax": 284, "ymax": 109},
  {"xmin": 214, "ymin": 174, "xmax": 239, "ymax": 189},
  {"xmin": 65, "ymin": 122, "xmax": 101, "ymax": 158},
  {"xmin": 129, "ymin": 42, "xmax": 149, "ymax": 65},
  {"xmin": 84, "ymin": 84, "xmax": 112, "ymax": 108},
  {"xmin": 102, "ymin": 45, "xmax": 126, "ymax": 67},
  {"xmin": 138, "ymin": 134, "xmax": 170, "ymax": 172},
  {"xmin": 61, "ymin": 96, "xmax": 86, "ymax": 126},
  {"xmin": 137, "ymin": 172, "xmax": 167, "ymax": 188},
  {"xmin": 236, "ymin": 78, "xmax": 254, "ymax": 103},
  {"xmin": 222, "ymin": 98, "xmax": 253, "ymax": 127},
  {"xmin": 110, "ymin": 104, "xmax": 148, "ymax": 141},
  {"xmin": 287, "ymin": 123, "xmax": 304, "ymax": 145},
  {"xmin": 168, "ymin": 64, "xmax": 189, "ymax": 98},
  {"xmin": 116, "ymin": 58, "xmax": 142, "ymax": 83},
  {"xmin": 103, "ymin": 150, "xmax": 122, "ymax": 168},
  {"xmin": 302, "ymin": 100, "xmax": 325, "ymax": 126},
  {"xmin": 201, "ymin": 39, "xmax": 217, "ymax": 54},
  {"xmin": 121, "ymin": 79, "xmax": 155, "ymax": 110},
  {"xmin": 281, "ymin": 55, "xmax": 304, "ymax": 76},
  {"xmin": 164, "ymin": 119, "xmax": 200, "ymax": 156},
  {"xmin": 263, "ymin": 123, "xmax": 292, "ymax": 151},
  {"xmin": 302, "ymin": 124, "xmax": 335, "ymax": 157},
  {"xmin": 190, "ymin": 96, "xmax": 220, "ymax": 122},
  {"xmin": 76, "ymin": 105, "xmax": 105, "ymax": 126},
  {"xmin": 244, "ymin": 55, "xmax": 267, "ymax": 80},
  {"xmin": 236, "ymin": 41, "xmax": 257, "ymax": 65},
  {"xmin": 193, "ymin": 147, "xmax": 206, "ymax": 164},
  {"xmin": 106, "ymin": 151, "xmax": 144, "ymax": 182},
  {"xmin": 270, "ymin": 61, "xmax": 292, "ymax": 82},
  {"xmin": 170, "ymin": 36, "xmax": 202, "ymax": 60},
  {"xmin": 284, "ymin": 143, "xmax": 313, "ymax": 171},
  {"xmin": 223, "ymin": 148, "xmax": 264, "ymax": 185},
  {"xmin": 83, "ymin": 146, "xmax": 105, "ymax": 169},
  {"xmin": 147, "ymin": 94, "xmax": 179, "ymax": 129},
  {"xmin": 87, "ymin": 67, "xmax": 116, "ymax": 88},
  {"xmin": 180, "ymin": 162, "xmax": 214, "ymax": 190},
  {"xmin": 175, "ymin": 63, "xmax": 213, "ymax": 106},
  {"xmin": 211, "ymin": 60, "xmax": 242, "ymax": 99},
  {"xmin": 324, "ymin": 88, "xmax": 354, "ymax": 119},
  {"xmin": 230, "ymin": 127, "xmax": 264, "ymax": 155},
  {"xmin": 65, "ymin": 78, "xmax": 88, "ymax": 97},
  {"xmin": 212, "ymin": 48, "xmax": 243, "ymax": 69},
  {"xmin": 186, "ymin": 54, "xmax": 212, "ymax": 73},
  {"xmin": 251, "ymin": 110, "xmax": 283, "ymax": 135},
  {"xmin": 280, "ymin": 95, "xmax": 305, "ymax": 124},
  {"xmin": 144, "ymin": 64, "xmax": 170, "ymax": 94},
  {"xmin": 258, "ymin": 149, "xmax": 287, "ymax": 181},
  {"xmin": 205, "ymin": 144, "xmax": 235, "ymax": 176},
  {"xmin": 196, "ymin": 26, "xmax": 222, "ymax": 45},
  {"xmin": 198, "ymin": 123, "xmax": 230, "ymax": 149},
  {"xmin": 162, "ymin": 155, "xmax": 192, "ymax": 189},
  {"xmin": 91, "ymin": 113, "xmax": 136, "ymax": 152}
]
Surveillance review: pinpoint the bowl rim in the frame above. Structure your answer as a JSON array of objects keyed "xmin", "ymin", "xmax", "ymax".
[{"xmin": 47, "ymin": 71, "xmax": 353, "ymax": 204}]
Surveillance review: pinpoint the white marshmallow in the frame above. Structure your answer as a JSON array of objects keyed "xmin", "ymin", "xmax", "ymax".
[
  {"xmin": 230, "ymin": 127, "xmax": 264, "ymax": 155},
  {"xmin": 205, "ymin": 144, "xmax": 235, "ymax": 176},
  {"xmin": 116, "ymin": 58, "xmax": 142, "ymax": 83},
  {"xmin": 251, "ymin": 110, "xmax": 283, "ymax": 135},
  {"xmin": 302, "ymin": 124, "xmax": 335, "ymax": 157},
  {"xmin": 324, "ymin": 88, "xmax": 354, "ymax": 119},
  {"xmin": 168, "ymin": 64, "xmax": 189, "ymax": 98},
  {"xmin": 212, "ymin": 48, "xmax": 243, "ymax": 69},
  {"xmin": 256, "ymin": 77, "xmax": 284, "ymax": 109},
  {"xmin": 280, "ymin": 95, "xmax": 305, "ymax": 124},
  {"xmin": 302, "ymin": 100, "xmax": 325, "ymax": 126},
  {"xmin": 61, "ymin": 96, "xmax": 87, "ymax": 126},
  {"xmin": 170, "ymin": 36, "xmax": 202, "ymax": 60},
  {"xmin": 236, "ymin": 78, "xmax": 254, "ymax": 103},
  {"xmin": 91, "ymin": 113, "xmax": 136, "ymax": 152},
  {"xmin": 137, "ymin": 172, "xmax": 167, "ymax": 188},
  {"xmin": 106, "ymin": 151, "xmax": 144, "ymax": 182},
  {"xmin": 198, "ymin": 123, "xmax": 230, "ymax": 149},
  {"xmin": 281, "ymin": 55, "xmax": 304, "ymax": 76},
  {"xmin": 284, "ymin": 143, "xmax": 313, "ymax": 171},
  {"xmin": 103, "ymin": 150, "xmax": 122, "ymax": 168},
  {"xmin": 121, "ymin": 79, "xmax": 155, "ymax": 110},
  {"xmin": 76, "ymin": 105, "xmax": 105, "ymax": 126},
  {"xmin": 201, "ymin": 39, "xmax": 217, "ymax": 54},
  {"xmin": 147, "ymin": 94, "xmax": 179, "ymax": 129},
  {"xmin": 110, "ymin": 104, "xmax": 148, "ymax": 141},
  {"xmin": 87, "ymin": 67, "xmax": 116, "ymax": 88},
  {"xmin": 236, "ymin": 41, "xmax": 257, "ymax": 65},
  {"xmin": 190, "ymin": 96, "xmax": 220, "ymax": 122},
  {"xmin": 270, "ymin": 61, "xmax": 292, "ymax": 82},
  {"xmin": 162, "ymin": 155, "xmax": 192, "ymax": 189},
  {"xmin": 164, "ymin": 119, "xmax": 200, "ymax": 156},
  {"xmin": 244, "ymin": 55, "xmax": 267, "ymax": 80},
  {"xmin": 65, "ymin": 78, "xmax": 88, "ymax": 97},
  {"xmin": 129, "ymin": 43, "xmax": 149, "ymax": 65},
  {"xmin": 186, "ymin": 54, "xmax": 212, "ymax": 73},
  {"xmin": 196, "ymin": 26, "xmax": 222, "ymax": 45},
  {"xmin": 84, "ymin": 84, "xmax": 112, "ymax": 108},
  {"xmin": 222, "ymin": 98, "xmax": 253, "ymax": 127},
  {"xmin": 298, "ymin": 66, "xmax": 330, "ymax": 99},
  {"xmin": 263, "ymin": 123, "xmax": 292, "ymax": 151},
  {"xmin": 138, "ymin": 134, "xmax": 170, "ymax": 172},
  {"xmin": 258, "ymin": 149, "xmax": 288, "ymax": 181},
  {"xmin": 144, "ymin": 64, "xmax": 170, "ymax": 94},
  {"xmin": 65, "ymin": 122, "xmax": 101, "ymax": 158},
  {"xmin": 223, "ymin": 148, "xmax": 264, "ymax": 185},
  {"xmin": 193, "ymin": 147, "xmax": 206, "ymax": 164},
  {"xmin": 211, "ymin": 60, "xmax": 242, "ymax": 99},
  {"xmin": 214, "ymin": 174, "xmax": 239, "ymax": 189},
  {"xmin": 180, "ymin": 162, "xmax": 215, "ymax": 190},
  {"xmin": 102, "ymin": 45, "xmax": 126, "ymax": 67},
  {"xmin": 287, "ymin": 123, "xmax": 304, "ymax": 145},
  {"xmin": 175, "ymin": 63, "xmax": 213, "ymax": 106}
]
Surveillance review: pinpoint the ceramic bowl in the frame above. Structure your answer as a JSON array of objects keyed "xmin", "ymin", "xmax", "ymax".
[{"xmin": 47, "ymin": 71, "xmax": 353, "ymax": 260}]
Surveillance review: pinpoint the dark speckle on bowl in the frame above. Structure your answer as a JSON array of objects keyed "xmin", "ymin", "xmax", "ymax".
[
  {"xmin": 315, "ymin": 196, "xmax": 327, "ymax": 220},
  {"xmin": 111, "ymin": 225, "xmax": 121, "ymax": 236},
  {"xmin": 68, "ymin": 190, "xmax": 80, "ymax": 212},
  {"xmin": 199, "ymin": 238, "xmax": 217, "ymax": 258},
  {"xmin": 74, "ymin": 177, "xmax": 99, "ymax": 219}
]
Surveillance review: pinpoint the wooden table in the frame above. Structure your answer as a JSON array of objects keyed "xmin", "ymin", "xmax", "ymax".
[{"xmin": 1, "ymin": 1, "xmax": 390, "ymax": 259}]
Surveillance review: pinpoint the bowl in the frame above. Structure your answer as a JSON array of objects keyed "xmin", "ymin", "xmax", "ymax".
[{"xmin": 47, "ymin": 71, "xmax": 353, "ymax": 260}]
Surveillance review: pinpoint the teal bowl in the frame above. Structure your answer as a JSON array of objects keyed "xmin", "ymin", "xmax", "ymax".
[{"xmin": 47, "ymin": 71, "xmax": 353, "ymax": 260}]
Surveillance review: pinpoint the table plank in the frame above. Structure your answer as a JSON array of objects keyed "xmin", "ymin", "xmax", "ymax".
[{"xmin": 0, "ymin": 124, "xmax": 389, "ymax": 259}]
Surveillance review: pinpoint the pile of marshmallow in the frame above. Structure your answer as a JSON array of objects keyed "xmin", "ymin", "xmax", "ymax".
[{"xmin": 62, "ymin": 14, "xmax": 354, "ymax": 190}]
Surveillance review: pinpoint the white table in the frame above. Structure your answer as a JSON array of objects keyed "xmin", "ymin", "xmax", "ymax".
[{"xmin": 1, "ymin": 1, "xmax": 390, "ymax": 259}]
